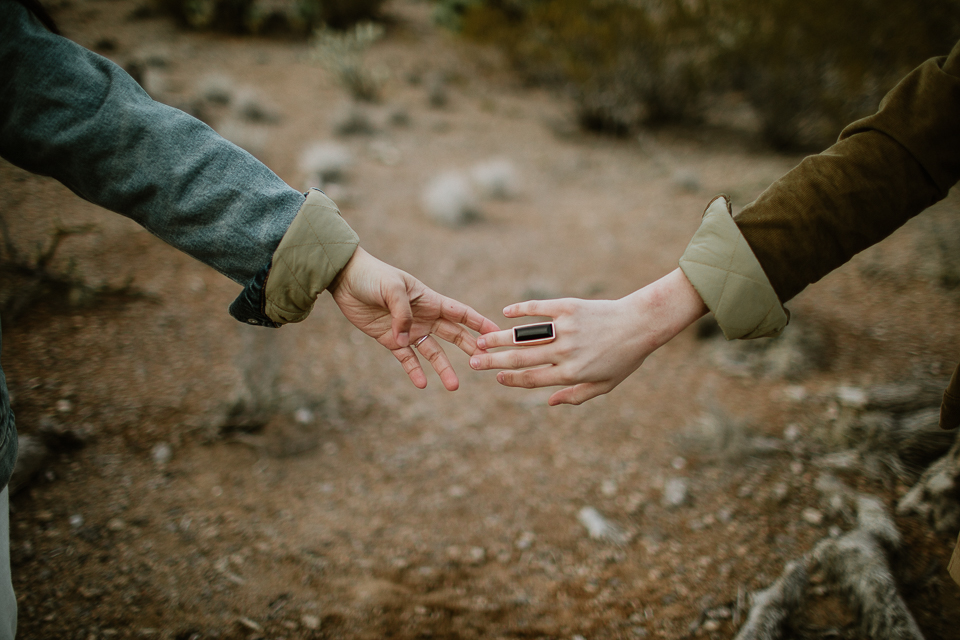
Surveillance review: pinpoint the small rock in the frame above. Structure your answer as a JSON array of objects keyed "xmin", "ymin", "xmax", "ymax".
[
  {"xmin": 422, "ymin": 172, "xmax": 481, "ymax": 227},
  {"xmin": 783, "ymin": 423, "xmax": 802, "ymax": 441},
  {"xmin": 578, "ymin": 506, "xmax": 628, "ymax": 542},
  {"xmin": 783, "ymin": 385, "xmax": 808, "ymax": 402},
  {"xmin": 301, "ymin": 614, "xmax": 321, "ymax": 630},
  {"xmin": 662, "ymin": 478, "xmax": 689, "ymax": 508},
  {"xmin": 837, "ymin": 386, "xmax": 868, "ymax": 409},
  {"xmin": 237, "ymin": 617, "xmax": 262, "ymax": 631},
  {"xmin": 55, "ymin": 399, "xmax": 73, "ymax": 413},
  {"xmin": 467, "ymin": 546, "xmax": 486, "ymax": 564},
  {"xmin": 107, "ymin": 518, "xmax": 126, "ymax": 532},
  {"xmin": 770, "ymin": 482, "xmax": 790, "ymax": 504},
  {"xmin": 151, "ymin": 442, "xmax": 172, "ymax": 466},
  {"xmin": 671, "ymin": 456, "xmax": 687, "ymax": 470},
  {"xmin": 515, "ymin": 531, "xmax": 535, "ymax": 550},
  {"xmin": 294, "ymin": 408, "xmax": 315, "ymax": 425},
  {"xmin": 69, "ymin": 514, "xmax": 84, "ymax": 529},
  {"xmin": 802, "ymin": 508, "xmax": 824, "ymax": 525}
]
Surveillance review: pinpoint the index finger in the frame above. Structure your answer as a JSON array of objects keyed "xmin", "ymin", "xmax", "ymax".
[
  {"xmin": 503, "ymin": 299, "xmax": 565, "ymax": 319},
  {"xmin": 439, "ymin": 297, "xmax": 500, "ymax": 334}
]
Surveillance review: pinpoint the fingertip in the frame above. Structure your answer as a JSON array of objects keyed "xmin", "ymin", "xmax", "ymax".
[
  {"xmin": 476, "ymin": 337, "xmax": 486, "ymax": 350},
  {"xmin": 397, "ymin": 331, "xmax": 410, "ymax": 348},
  {"xmin": 481, "ymin": 320, "xmax": 500, "ymax": 334}
]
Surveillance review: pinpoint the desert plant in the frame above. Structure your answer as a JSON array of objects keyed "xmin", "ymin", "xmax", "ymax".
[
  {"xmin": 0, "ymin": 216, "xmax": 143, "ymax": 323},
  {"xmin": 449, "ymin": 0, "xmax": 960, "ymax": 147},
  {"xmin": 154, "ymin": 0, "xmax": 386, "ymax": 34},
  {"xmin": 310, "ymin": 22, "xmax": 386, "ymax": 102}
]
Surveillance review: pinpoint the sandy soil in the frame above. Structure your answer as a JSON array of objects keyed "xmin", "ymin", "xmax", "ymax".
[{"xmin": 4, "ymin": 1, "xmax": 960, "ymax": 638}]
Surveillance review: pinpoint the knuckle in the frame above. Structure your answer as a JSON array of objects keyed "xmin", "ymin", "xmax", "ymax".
[{"xmin": 519, "ymin": 371, "xmax": 538, "ymax": 388}]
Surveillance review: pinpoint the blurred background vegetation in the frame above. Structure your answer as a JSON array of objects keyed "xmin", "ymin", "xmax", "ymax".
[
  {"xmin": 153, "ymin": 0, "xmax": 387, "ymax": 33},
  {"xmin": 149, "ymin": 0, "xmax": 960, "ymax": 148},
  {"xmin": 434, "ymin": 0, "xmax": 960, "ymax": 149}
]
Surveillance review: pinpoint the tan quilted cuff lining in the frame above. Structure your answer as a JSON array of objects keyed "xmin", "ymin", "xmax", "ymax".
[
  {"xmin": 950, "ymin": 530, "xmax": 960, "ymax": 586},
  {"xmin": 264, "ymin": 189, "xmax": 359, "ymax": 325},
  {"xmin": 679, "ymin": 195, "xmax": 788, "ymax": 340}
]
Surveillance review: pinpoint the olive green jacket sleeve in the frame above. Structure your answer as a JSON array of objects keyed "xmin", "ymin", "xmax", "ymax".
[
  {"xmin": 263, "ymin": 188, "xmax": 359, "ymax": 325},
  {"xmin": 681, "ymin": 39, "xmax": 960, "ymax": 339}
]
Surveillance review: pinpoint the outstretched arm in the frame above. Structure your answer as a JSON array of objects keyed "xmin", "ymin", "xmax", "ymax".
[
  {"xmin": 469, "ymin": 268, "xmax": 706, "ymax": 405},
  {"xmin": 473, "ymin": 38, "xmax": 960, "ymax": 406}
]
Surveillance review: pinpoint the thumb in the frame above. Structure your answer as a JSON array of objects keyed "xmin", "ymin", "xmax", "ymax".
[{"xmin": 382, "ymin": 276, "xmax": 414, "ymax": 347}]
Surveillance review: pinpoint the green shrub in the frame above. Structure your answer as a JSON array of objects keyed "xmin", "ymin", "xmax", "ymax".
[
  {"xmin": 309, "ymin": 22, "xmax": 386, "ymax": 102},
  {"xmin": 156, "ymin": 0, "xmax": 387, "ymax": 34},
  {"xmin": 457, "ymin": 0, "xmax": 709, "ymax": 134},
  {"xmin": 449, "ymin": 0, "xmax": 960, "ymax": 147}
]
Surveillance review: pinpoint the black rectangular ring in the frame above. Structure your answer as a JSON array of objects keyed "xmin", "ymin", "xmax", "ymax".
[{"xmin": 512, "ymin": 322, "xmax": 555, "ymax": 345}]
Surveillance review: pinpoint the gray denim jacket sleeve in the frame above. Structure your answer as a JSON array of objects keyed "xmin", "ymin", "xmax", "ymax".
[
  {"xmin": 0, "ymin": 0, "xmax": 304, "ymax": 287},
  {"xmin": 0, "ymin": 0, "xmax": 313, "ymax": 489}
]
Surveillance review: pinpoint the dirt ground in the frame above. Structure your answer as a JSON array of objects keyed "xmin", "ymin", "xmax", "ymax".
[{"xmin": 5, "ymin": 1, "xmax": 960, "ymax": 638}]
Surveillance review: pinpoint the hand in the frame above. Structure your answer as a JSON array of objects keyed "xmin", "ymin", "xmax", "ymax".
[
  {"xmin": 328, "ymin": 247, "xmax": 500, "ymax": 390},
  {"xmin": 469, "ymin": 268, "xmax": 708, "ymax": 405}
]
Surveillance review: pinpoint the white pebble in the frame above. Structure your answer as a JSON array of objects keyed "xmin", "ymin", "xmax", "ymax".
[
  {"xmin": 802, "ymin": 507, "xmax": 824, "ymax": 525},
  {"xmin": 294, "ymin": 407, "xmax": 315, "ymax": 425},
  {"xmin": 422, "ymin": 172, "xmax": 481, "ymax": 227},
  {"xmin": 662, "ymin": 478, "xmax": 689, "ymax": 508},
  {"xmin": 151, "ymin": 442, "xmax": 172, "ymax": 465},
  {"xmin": 837, "ymin": 386, "xmax": 868, "ymax": 409}
]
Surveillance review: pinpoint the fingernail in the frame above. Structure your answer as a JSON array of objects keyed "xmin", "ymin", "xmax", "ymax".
[
  {"xmin": 502, "ymin": 306, "xmax": 511, "ymax": 315},
  {"xmin": 398, "ymin": 332, "xmax": 409, "ymax": 347},
  {"xmin": 470, "ymin": 357, "xmax": 479, "ymax": 369},
  {"xmin": 477, "ymin": 338, "xmax": 486, "ymax": 349}
]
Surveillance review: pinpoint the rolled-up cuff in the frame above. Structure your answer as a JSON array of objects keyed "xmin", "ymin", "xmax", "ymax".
[
  {"xmin": 263, "ymin": 188, "xmax": 359, "ymax": 325},
  {"xmin": 679, "ymin": 195, "xmax": 788, "ymax": 340}
]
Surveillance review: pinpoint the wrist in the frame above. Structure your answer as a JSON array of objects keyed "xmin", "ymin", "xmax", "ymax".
[{"xmin": 626, "ymin": 268, "xmax": 708, "ymax": 349}]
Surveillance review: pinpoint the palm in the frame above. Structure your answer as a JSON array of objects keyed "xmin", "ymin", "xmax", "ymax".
[{"xmin": 329, "ymin": 248, "xmax": 498, "ymax": 389}]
